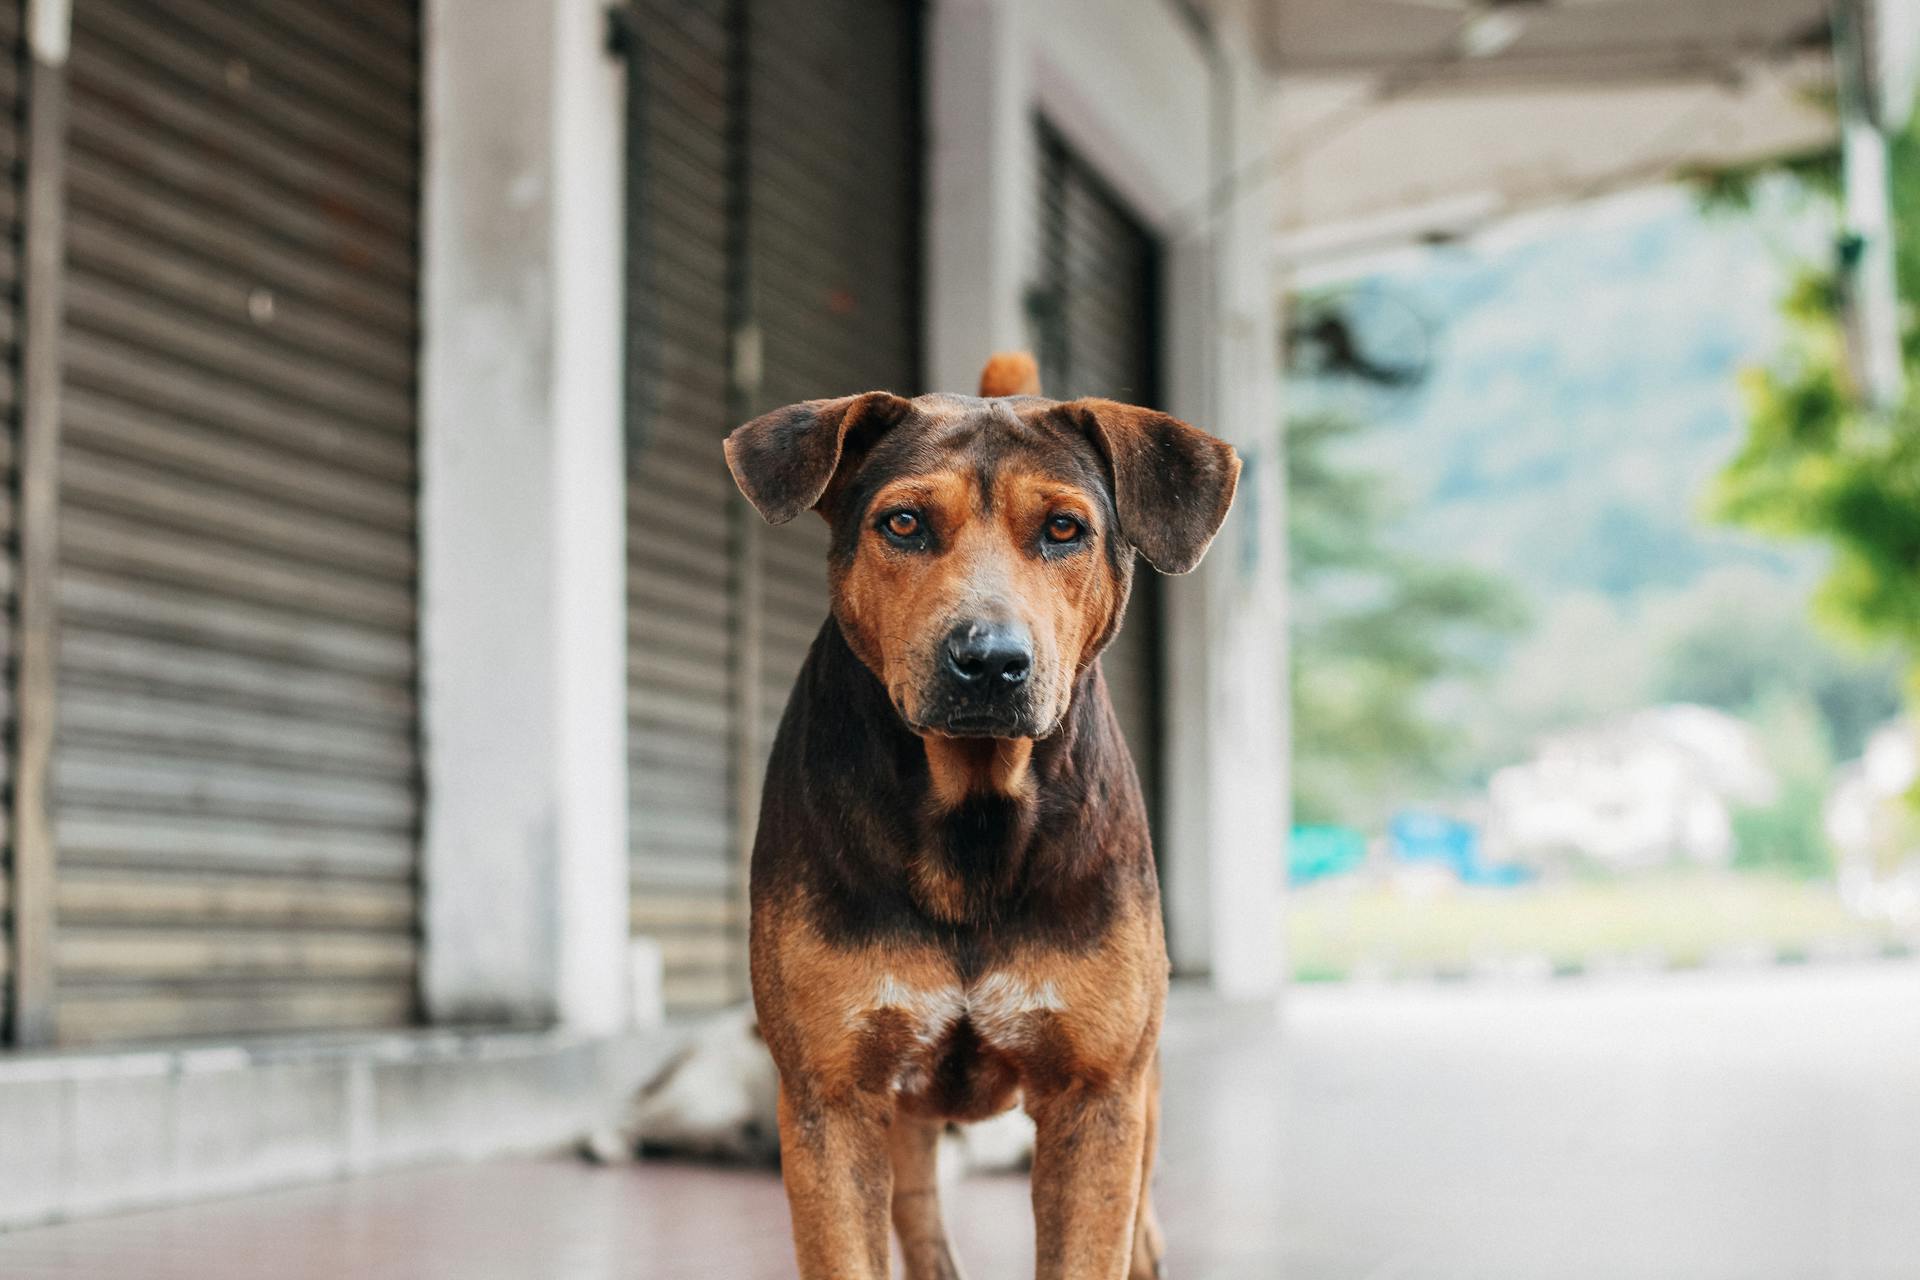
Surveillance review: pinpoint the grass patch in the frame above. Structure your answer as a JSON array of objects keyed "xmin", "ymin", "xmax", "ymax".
[{"xmin": 1287, "ymin": 872, "xmax": 1915, "ymax": 981}]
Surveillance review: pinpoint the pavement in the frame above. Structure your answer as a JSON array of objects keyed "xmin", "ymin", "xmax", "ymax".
[{"xmin": 1, "ymin": 963, "xmax": 1917, "ymax": 1278}]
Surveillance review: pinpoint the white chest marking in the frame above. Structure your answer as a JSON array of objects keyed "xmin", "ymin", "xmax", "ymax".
[
  {"xmin": 966, "ymin": 972, "xmax": 1066, "ymax": 1048},
  {"xmin": 867, "ymin": 975, "xmax": 968, "ymax": 1046},
  {"xmin": 859, "ymin": 972, "xmax": 1066, "ymax": 1054}
]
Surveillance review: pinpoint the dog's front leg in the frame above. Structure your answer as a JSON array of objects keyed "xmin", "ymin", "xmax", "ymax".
[
  {"xmin": 1029, "ymin": 1074, "xmax": 1151, "ymax": 1280},
  {"xmin": 776, "ymin": 1083, "xmax": 894, "ymax": 1279},
  {"xmin": 890, "ymin": 1109, "xmax": 966, "ymax": 1280}
]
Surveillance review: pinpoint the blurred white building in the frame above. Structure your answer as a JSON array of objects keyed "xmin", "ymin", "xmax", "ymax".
[
  {"xmin": 1826, "ymin": 720, "xmax": 1920, "ymax": 923},
  {"xmin": 1486, "ymin": 705, "xmax": 1778, "ymax": 870}
]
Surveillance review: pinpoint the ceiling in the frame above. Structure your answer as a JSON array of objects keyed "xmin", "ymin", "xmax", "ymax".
[
  {"xmin": 1255, "ymin": 0, "xmax": 1832, "ymax": 85},
  {"xmin": 1248, "ymin": 0, "xmax": 1842, "ymax": 266}
]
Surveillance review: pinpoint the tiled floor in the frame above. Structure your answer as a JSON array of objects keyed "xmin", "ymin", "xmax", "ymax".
[{"xmin": 3, "ymin": 964, "xmax": 1918, "ymax": 1278}]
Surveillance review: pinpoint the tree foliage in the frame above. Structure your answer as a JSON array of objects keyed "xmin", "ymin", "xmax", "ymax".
[
  {"xmin": 1650, "ymin": 573, "xmax": 1902, "ymax": 760},
  {"xmin": 1709, "ymin": 110, "xmax": 1920, "ymax": 701},
  {"xmin": 1289, "ymin": 411, "xmax": 1528, "ymax": 828}
]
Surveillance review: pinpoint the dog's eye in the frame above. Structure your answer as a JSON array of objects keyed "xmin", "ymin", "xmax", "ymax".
[
  {"xmin": 1044, "ymin": 513, "xmax": 1085, "ymax": 544},
  {"xmin": 880, "ymin": 509, "xmax": 922, "ymax": 541}
]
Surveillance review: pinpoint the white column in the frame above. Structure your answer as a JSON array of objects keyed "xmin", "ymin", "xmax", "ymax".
[
  {"xmin": 1837, "ymin": 0, "xmax": 1908, "ymax": 410},
  {"xmin": 926, "ymin": 0, "xmax": 1032, "ymax": 395},
  {"xmin": 419, "ymin": 0, "xmax": 630, "ymax": 1032},
  {"xmin": 1841, "ymin": 117, "xmax": 1904, "ymax": 410},
  {"xmin": 1161, "ymin": 17, "xmax": 1288, "ymax": 1000}
]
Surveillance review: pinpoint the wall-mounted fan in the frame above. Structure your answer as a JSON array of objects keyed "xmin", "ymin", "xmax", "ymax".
[{"xmin": 1286, "ymin": 283, "xmax": 1437, "ymax": 400}]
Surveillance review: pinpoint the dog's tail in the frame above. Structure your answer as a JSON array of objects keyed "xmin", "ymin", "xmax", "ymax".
[{"xmin": 978, "ymin": 351, "xmax": 1042, "ymax": 398}]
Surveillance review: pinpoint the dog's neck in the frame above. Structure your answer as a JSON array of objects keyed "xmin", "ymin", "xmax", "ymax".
[
  {"xmin": 912, "ymin": 724, "xmax": 1047, "ymax": 925},
  {"xmin": 920, "ymin": 735, "xmax": 1035, "ymax": 808},
  {"xmin": 795, "ymin": 620, "xmax": 1142, "ymax": 932}
]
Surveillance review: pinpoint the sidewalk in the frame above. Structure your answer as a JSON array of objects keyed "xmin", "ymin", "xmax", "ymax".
[{"xmin": 2, "ymin": 964, "xmax": 1916, "ymax": 1278}]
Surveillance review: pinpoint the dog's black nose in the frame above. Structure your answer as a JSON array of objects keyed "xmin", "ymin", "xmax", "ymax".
[{"xmin": 945, "ymin": 621, "xmax": 1032, "ymax": 687}]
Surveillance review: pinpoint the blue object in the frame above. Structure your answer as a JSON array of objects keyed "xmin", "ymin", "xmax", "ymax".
[
  {"xmin": 1387, "ymin": 810, "xmax": 1531, "ymax": 886},
  {"xmin": 1289, "ymin": 825, "xmax": 1367, "ymax": 884}
]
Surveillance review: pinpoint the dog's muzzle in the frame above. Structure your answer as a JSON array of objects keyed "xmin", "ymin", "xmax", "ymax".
[{"xmin": 919, "ymin": 618, "xmax": 1040, "ymax": 737}]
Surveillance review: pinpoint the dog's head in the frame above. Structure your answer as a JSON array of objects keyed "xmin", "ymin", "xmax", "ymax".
[{"xmin": 724, "ymin": 353, "xmax": 1239, "ymax": 740}]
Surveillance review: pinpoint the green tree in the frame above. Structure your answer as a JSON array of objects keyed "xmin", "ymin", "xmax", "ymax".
[
  {"xmin": 1289, "ymin": 410, "xmax": 1527, "ymax": 828},
  {"xmin": 1708, "ymin": 110, "xmax": 1920, "ymax": 702},
  {"xmin": 1649, "ymin": 582, "xmax": 1901, "ymax": 760}
]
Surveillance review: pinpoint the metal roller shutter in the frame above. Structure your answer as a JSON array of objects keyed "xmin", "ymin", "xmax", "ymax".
[
  {"xmin": 50, "ymin": 0, "xmax": 422, "ymax": 1045},
  {"xmin": 744, "ymin": 0, "xmax": 921, "ymax": 742},
  {"xmin": 622, "ymin": 0, "xmax": 921, "ymax": 1013},
  {"xmin": 623, "ymin": 0, "xmax": 746, "ymax": 1011},
  {"xmin": 0, "ymin": 2, "xmax": 21, "ymax": 1040},
  {"xmin": 1031, "ymin": 119, "xmax": 1165, "ymax": 835}
]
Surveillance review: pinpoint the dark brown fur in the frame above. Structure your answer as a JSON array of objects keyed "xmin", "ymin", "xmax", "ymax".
[{"xmin": 724, "ymin": 356, "xmax": 1237, "ymax": 1280}]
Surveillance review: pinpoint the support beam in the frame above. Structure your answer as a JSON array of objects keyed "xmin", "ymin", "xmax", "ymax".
[{"xmin": 1837, "ymin": 0, "xmax": 1907, "ymax": 410}]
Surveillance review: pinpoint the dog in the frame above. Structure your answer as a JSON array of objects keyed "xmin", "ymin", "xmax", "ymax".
[
  {"xmin": 723, "ymin": 351, "xmax": 1239, "ymax": 1279},
  {"xmin": 580, "ymin": 1003, "xmax": 1036, "ymax": 1176}
]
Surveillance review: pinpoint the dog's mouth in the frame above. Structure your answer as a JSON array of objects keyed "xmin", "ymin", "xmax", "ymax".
[
  {"xmin": 928, "ymin": 710, "xmax": 1027, "ymax": 739},
  {"xmin": 898, "ymin": 697, "xmax": 1057, "ymax": 741},
  {"xmin": 890, "ymin": 658, "xmax": 1064, "ymax": 741}
]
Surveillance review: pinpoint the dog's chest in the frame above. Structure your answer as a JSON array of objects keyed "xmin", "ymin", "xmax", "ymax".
[
  {"xmin": 854, "ymin": 971, "xmax": 1066, "ymax": 1103},
  {"xmin": 863, "ymin": 971, "xmax": 1063, "ymax": 1049}
]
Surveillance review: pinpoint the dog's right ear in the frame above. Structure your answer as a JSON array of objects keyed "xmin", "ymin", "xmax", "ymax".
[
  {"xmin": 1066, "ymin": 399, "xmax": 1240, "ymax": 574},
  {"xmin": 724, "ymin": 392, "xmax": 912, "ymax": 524}
]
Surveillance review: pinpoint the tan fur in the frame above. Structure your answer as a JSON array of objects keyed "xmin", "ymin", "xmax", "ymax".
[
  {"xmin": 833, "ymin": 467, "xmax": 1122, "ymax": 745},
  {"xmin": 890, "ymin": 1110, "xmax": 966, "ymax": 1280},
  {"xmin": 1130, "ymin": 1060, "xmax": 1166, "ymax": 1280},
  {"xmin": 922, "ymin": 736, "xmax": 1034, "ymax": 810},
  {"xmin": 776, "ymin": 1081, "xmax": 894, "ymax": 1278},
  {"xmin": 978, "ymin": 350, "xmax": 1042, "ymax": 397},
  {"xmin": 757, "ymin": 896, "xmax": 1163, "ymax": 1098}
]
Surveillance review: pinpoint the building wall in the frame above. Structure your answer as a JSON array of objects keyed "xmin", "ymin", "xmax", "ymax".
[
  {"xmin": 1, "ymin": 0, "xmax": 644, "ymax": 1227},
  {"xmin": 1, "ymin": 0, "xmax": 1291, "ymax": 1044},
  {"xmin": 0, "ymin": 0, "xmax": 1288, "ymax": 1226}
]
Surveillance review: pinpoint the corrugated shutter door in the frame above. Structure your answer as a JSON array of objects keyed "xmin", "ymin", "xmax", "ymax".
[
  {"xmin": 52, "ymin": 0, "xmax": 422, "ymax": 1045},
  {"xmin": 624, "ymin": 0, "xmax": 745, "ymax": 1012},
  {"xmin": 623, "ymin": 0, "xmax": 920, "ymax": 1013},
  {"xmin": 1031, "ymin": 119, "xmax": 1164, "ymax": 832},
  {"xmin": 0, "ymin": 1, "xmax": 21, "ymax": 1038},
  {"xmin": 745, "ymin": 0, "xmax": 921, "ymax": 741}
]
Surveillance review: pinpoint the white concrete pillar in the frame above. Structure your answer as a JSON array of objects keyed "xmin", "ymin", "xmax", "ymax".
[
  {"xmin": 926, "ymin": 0, "xmax": 1032, "ymax": 395},
  {"xmin": 1161, "ymin": 18, "xmax": 1287, "ymax": 1000},
  {"xmin": 419, "ymin": 0, "xmax": 630, "ymax": 1032}
]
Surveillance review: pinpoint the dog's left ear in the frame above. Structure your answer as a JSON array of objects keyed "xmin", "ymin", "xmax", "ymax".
[
  {"xmin": 724, "ymin": 392, "xmax": 912, "ymax": 524},
  {"xmin": 1068, "ymin": 399, "xmax": 1241, "ymax": 574}
]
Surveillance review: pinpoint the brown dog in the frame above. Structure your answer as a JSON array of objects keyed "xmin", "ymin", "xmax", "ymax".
[{"xmin": 723, "ymin": 352, "xmax": 1239, "ymax": 1280}]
